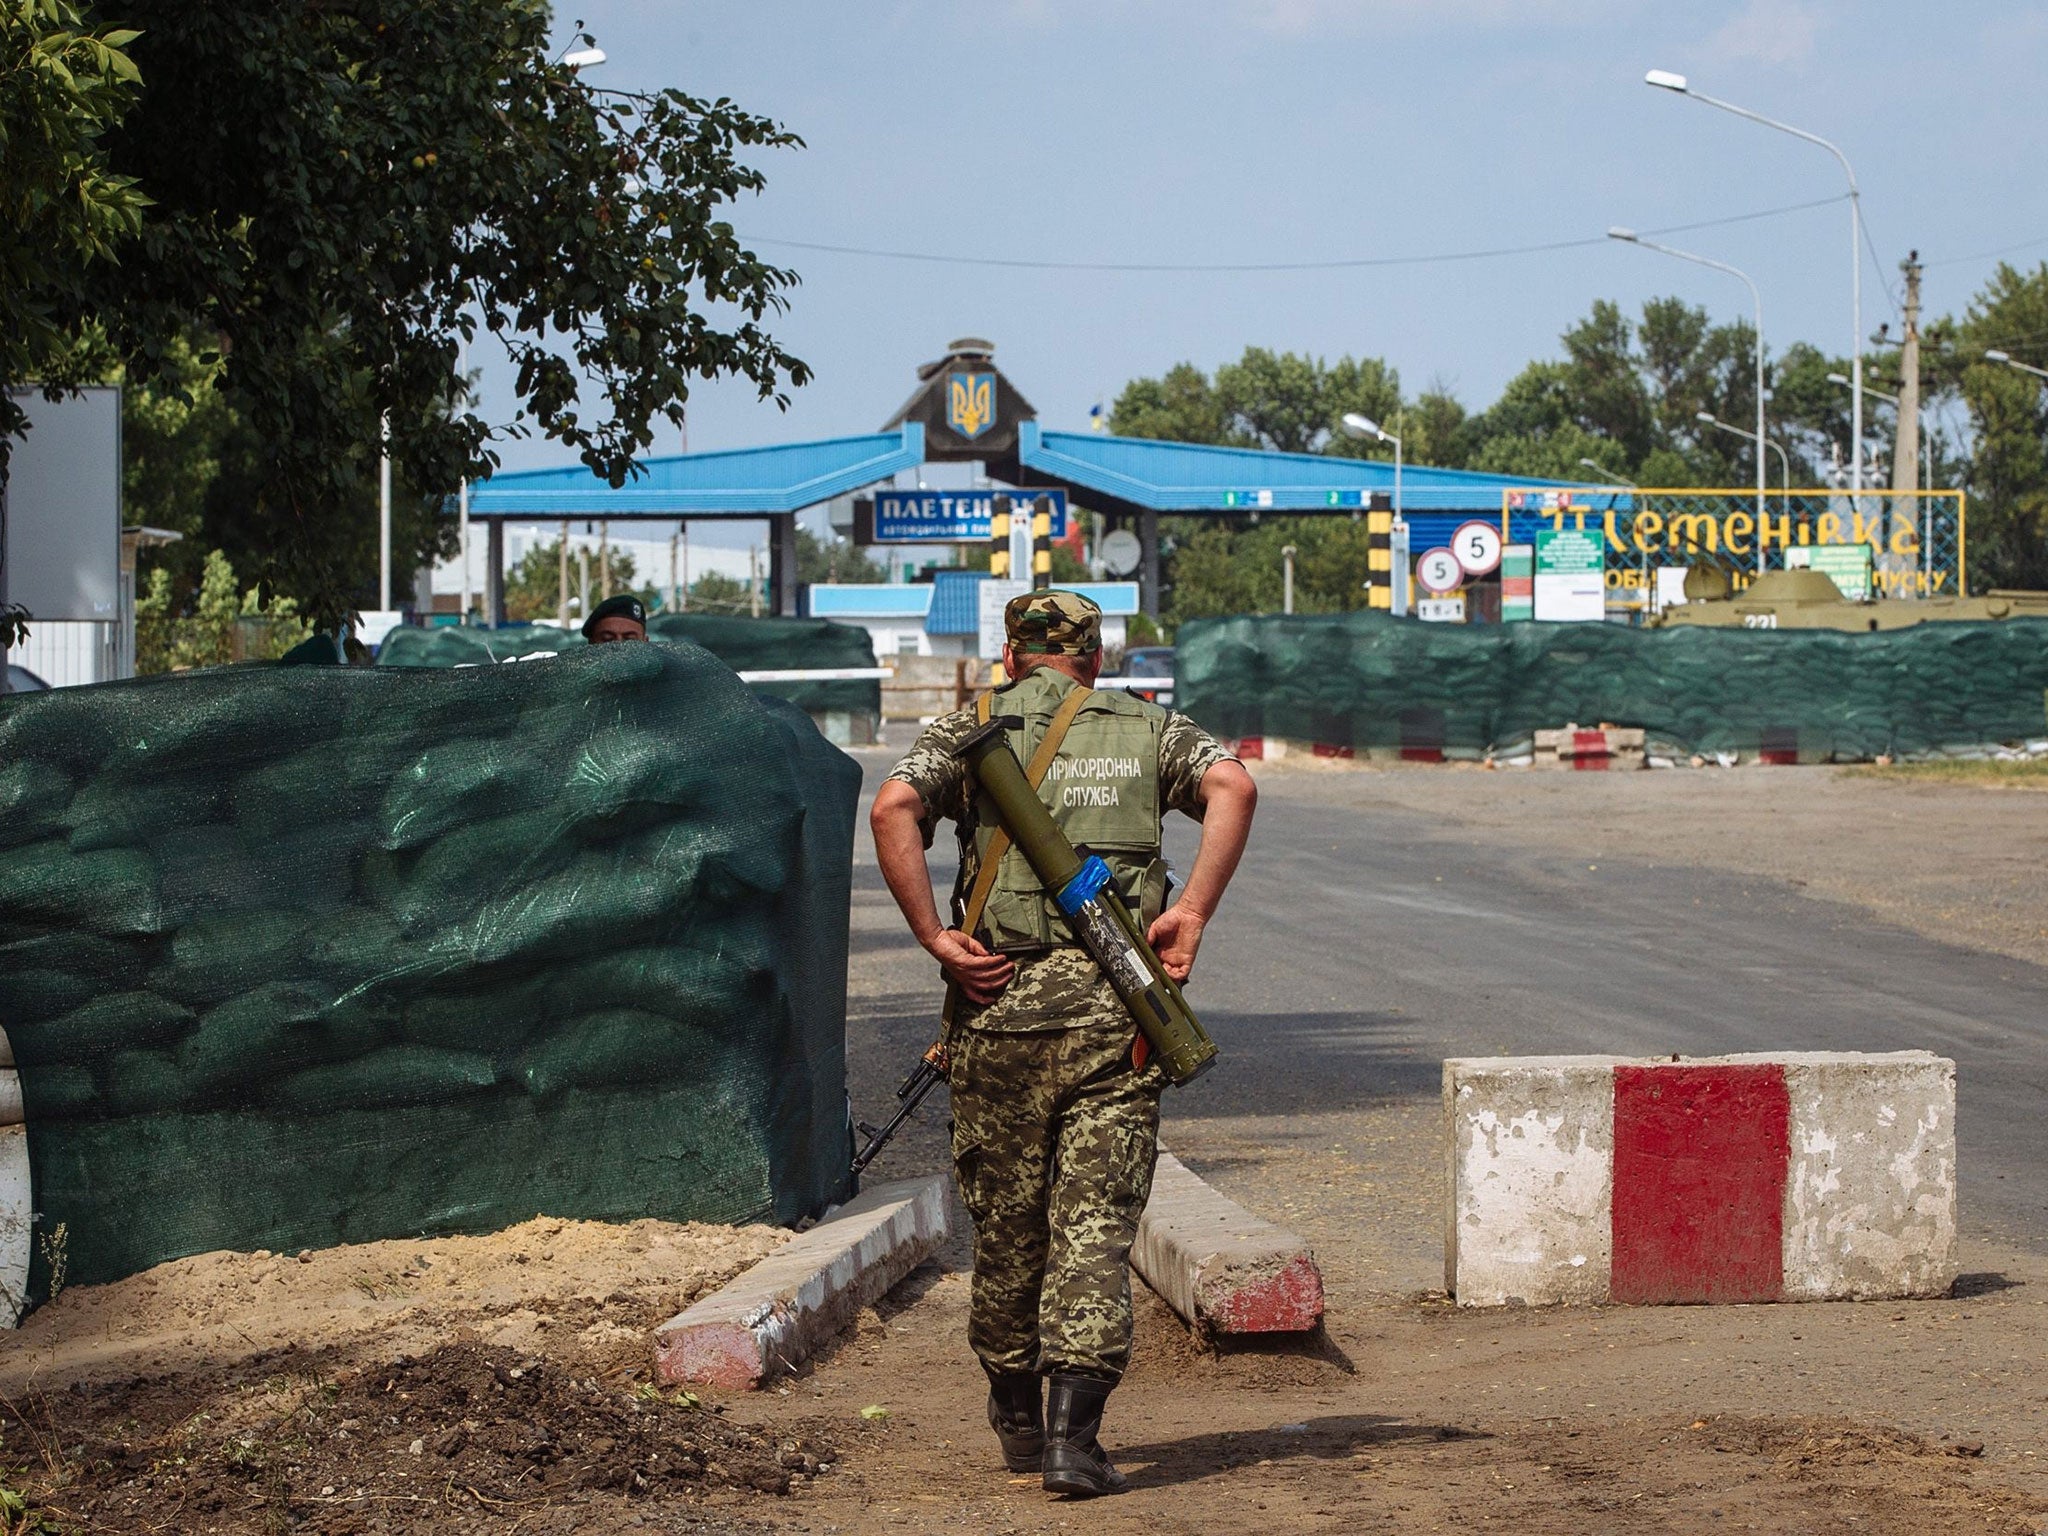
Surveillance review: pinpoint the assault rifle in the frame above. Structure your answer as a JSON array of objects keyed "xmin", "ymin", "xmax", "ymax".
[{"xmin": 850, "ymin": 1041, "xmax": 948, "ymax": 1177}]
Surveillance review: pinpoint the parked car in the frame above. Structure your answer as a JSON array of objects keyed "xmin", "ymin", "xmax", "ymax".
[
  {"xmin": 1109, "ymin": 645, "xmax": 1174, "ymax": 706},
  {"xmin": 5, "ymin": 664, "xmax": 50, "ymax": 693}
]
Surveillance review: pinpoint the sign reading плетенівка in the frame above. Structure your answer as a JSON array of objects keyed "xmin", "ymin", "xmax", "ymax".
[{"xmin": 874, "ymin": 489, "xmax": 1068, "ymax": 543}]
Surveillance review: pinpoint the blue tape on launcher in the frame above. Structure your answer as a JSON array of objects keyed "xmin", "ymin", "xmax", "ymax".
[{"xmin": 1057, "ymin": 855, "xmax": 1114, "ymax": 915}]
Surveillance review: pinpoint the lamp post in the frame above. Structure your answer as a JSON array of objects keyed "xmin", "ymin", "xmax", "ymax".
[
  {"xmin": 1826, "ymin": 370, "xmax": 1928, "ymax": 488},
  {"xmin": 1696, "ymin": 411, "xmax": 1790, "ymax": 503},
  {"xmin": 1339, "ymin": 412, "xmax": 1402, "ymax": 523},
  {"xmin": 1576, "ymin": 457, "xmax": 1637, "ymax": 488},
  {"xmin": 1610, "ymin": 227, "xmax": 1767, "ymax": 551},
  {"xmin": 1644, "ymin": 69, "xmax": 1864, "ymax": 497}
]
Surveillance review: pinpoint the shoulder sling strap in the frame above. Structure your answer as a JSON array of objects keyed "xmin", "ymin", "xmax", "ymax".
[
  {"xmin": 939, "ymin": 684, "xmax": 1093, "ymax": 1032},
  {"xmin": 958, "ymin": 683, "xmax": 1092, "ymax": 940}
]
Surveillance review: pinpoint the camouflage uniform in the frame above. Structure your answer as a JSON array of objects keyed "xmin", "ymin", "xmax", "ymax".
[{"xmin": 884, "ymin": 593, "xmax": 1235, "ymax": 1381}]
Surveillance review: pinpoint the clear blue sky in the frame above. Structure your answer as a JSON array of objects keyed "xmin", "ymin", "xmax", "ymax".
[{"xmin": 479, "ymin": 0, "xmax": 2047, "ymax": 475}]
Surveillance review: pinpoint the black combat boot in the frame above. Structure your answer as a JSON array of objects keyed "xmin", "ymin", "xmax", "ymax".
[
  {"xmin": 1041, "ymin": 1373, "xmax": 1128, "ymax": 1496},
  {"xmin": 983, "ymin": 1366, "xmax": 1045, "ymax": 1472}
]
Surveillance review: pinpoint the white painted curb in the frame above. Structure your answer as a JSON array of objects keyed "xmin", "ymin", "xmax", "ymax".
[
  {"xmin": 653, "ymin": 1175, "xmax": 948, "ymax": 1389},
  {"xmin": 1133, "ymin": 1151, "xmax": 1324, "ymax": 1334}
]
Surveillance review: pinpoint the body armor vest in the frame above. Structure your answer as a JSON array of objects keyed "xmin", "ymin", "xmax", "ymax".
[{"xmin": 965, "ymin": 669, "xmax": 1168, "ymax": 953}]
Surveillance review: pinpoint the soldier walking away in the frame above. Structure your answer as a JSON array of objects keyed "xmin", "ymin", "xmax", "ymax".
[{"xmin": 870, "ymin": 590, "xmax": 1257, "ymax": 1496}]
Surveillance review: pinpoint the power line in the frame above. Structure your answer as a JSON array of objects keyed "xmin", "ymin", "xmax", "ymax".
[
  {"xmin": 746, "ymin": 194, "xmax": 1848, "ymax": 276},
  {"xmin": 1924, "ymin": 234, "xmax": 2048, "ymax": 269}
]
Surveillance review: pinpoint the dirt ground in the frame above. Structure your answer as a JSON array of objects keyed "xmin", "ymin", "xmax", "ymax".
[{"xmin": 3, "ymin": 761, "xmax": 2045, "ymax": 1533}]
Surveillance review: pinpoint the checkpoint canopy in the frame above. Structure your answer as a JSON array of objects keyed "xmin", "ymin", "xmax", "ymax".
[{"xmin": 462, "ymin": 337, "xmax": 1592, "ymax": 622}]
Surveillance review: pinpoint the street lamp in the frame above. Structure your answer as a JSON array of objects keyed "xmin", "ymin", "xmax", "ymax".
[
  {"xmin": 1826, "ymin": 370, "xmax": 1929, "ymax": 487},
  {"xmin": 1985, "ymin": 348, "xmax": 2048, "ymax": 382},
  {"xmin": 1696, "ymin": 410, "xmax": 1791, "ymax": 503},
  {"xmin": 1576, "ymin": 457, "xmax": 1637, "ymax": 488},
  {"xmin": 1644, "ymin": 70, "xmax": 1866, "ymax": 495},
  {"xmin": 1340, "ymin": 412, "xmax": 1402, "ymax": 526},
  {"xmin": 1610, "ymin": 227, "xmax": 1767, "ymax": 547}
]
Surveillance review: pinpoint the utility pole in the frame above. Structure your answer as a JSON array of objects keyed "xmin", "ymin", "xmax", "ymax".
[
  {"xmin": 598, "ymin": 520, "xmax": 611, "ymax": 599},
  {"xmin": 748, "ymin": 546, "xmax": 761, "ymax": 618},
  {"xmin": 557, "ymin": 519, "xmax": 569, "ymax": 624},
  {"xmin": 1890, "ymin": 252, "xmax": 1923, "ymax": 589}
]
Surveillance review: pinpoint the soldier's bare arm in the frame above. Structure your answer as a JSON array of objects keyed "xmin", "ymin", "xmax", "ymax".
[
  {"xmin": 870, "ymin": 779, "xmax": 1017, "ymax": 1003},
  {"xmin": 1145, "ymin": 760, "xmax": 1256, "ymax": 982}
]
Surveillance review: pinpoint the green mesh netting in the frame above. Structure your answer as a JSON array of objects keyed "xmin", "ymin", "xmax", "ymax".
[
  {"xmin": 1177, "ymin": 612, "xmax": 2048, "ymax": 762},
  {"xmin": 377, "ymin": 616, "xmax": 880, "ymax": 715},
  {"xmin": 0, "ymin": 643, "xmax": 859, "ymax": 1296}
]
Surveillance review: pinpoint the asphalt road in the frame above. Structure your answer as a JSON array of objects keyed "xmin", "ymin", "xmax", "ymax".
[{"xmin": 848, "ymin": 753, "xmax": 2048, "ymax": 1260}]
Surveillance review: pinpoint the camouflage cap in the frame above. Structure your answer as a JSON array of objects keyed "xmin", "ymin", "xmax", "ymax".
[{"xmin": 1004, "ymin": 589, "xmax": 1102, "ymax": 655}]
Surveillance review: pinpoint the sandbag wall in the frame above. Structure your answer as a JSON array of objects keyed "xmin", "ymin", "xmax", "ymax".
[
  {"xmin": 379, "ymin": 614, "xmax": 881, "ymax": 717},
  {"xmin": 0, "ymin": 643, "xmax": 860, "ymax": 1298},
  {"xmin": 1177, "ymin": 612, "xmax": 2048, "ymax": 762}
]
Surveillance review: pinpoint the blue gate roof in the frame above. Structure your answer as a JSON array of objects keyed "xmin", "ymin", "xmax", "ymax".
[
  {"xmin": 1016, "ymin": 421, "xmax": 1583, "ymax": 512},
  {"xmin": 467, "ymin": 425, "xmax": 925, "ymax": 517}
]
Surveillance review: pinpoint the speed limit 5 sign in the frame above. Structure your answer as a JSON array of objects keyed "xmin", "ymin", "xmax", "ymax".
[
  {"xmin": 1415, "ymin": 546, "xmax": 1464, "ymax": 595},
  {"xmin": 1451, "ymin": 520, "xmax": 1504, "ymax": 576}
]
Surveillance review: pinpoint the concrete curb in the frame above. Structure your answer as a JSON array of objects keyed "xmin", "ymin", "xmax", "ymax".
[
  {"xmin": 653, "ymin": 1175, "xmax": 949, "ymax": 1390},
  {"xmin": 1445, "ymin": 1052, "xmax": 1957, "ymax": 1308},
  {"xmin": 1133, "ymin": 1151, "xmax": 1324, "ymax": 1334}
]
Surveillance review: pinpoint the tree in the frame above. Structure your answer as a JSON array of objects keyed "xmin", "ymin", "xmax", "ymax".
[
  {"xmin": 1166, "ymin": 515, "xmax": 1377, "ymax": 626},
  {"xmin": 0, "ymin": 1, "xmax": 145, "ymax": 647},
  {"xmin": 46, "ymin": 1, "xmax": 809, "ymax": 625},
  {"xmin": 1110, "ymin": 347, "xmax": 1401, "ymax": 457},
  {"xmin": 0, "ymin": 1, "xmax": 145, "ymax": 455},
  {"xmin": 501, "ymin": 536, "xmax": 638, "ymax": 623},
  {"xmin": 1938, "ymin": 261, "xmax": 2048, "ymax": 589},
  {"xmin": 797, "ymin": 527, "xmax": 884, "ymax": 585},
  {"xmin": 134, "ymin": 547, "xmax": 308, "ymax": 672}
]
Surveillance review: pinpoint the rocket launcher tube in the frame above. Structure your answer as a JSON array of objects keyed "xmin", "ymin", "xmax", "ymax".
[{"xmin": 954, "ymin": 718, "xmax": 1218, "ymax": 1086}]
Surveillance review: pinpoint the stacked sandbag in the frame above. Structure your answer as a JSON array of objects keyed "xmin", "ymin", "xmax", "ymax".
[
  {"xmin": 374, "ymin": 625, "xmax": 579, "ymax": 666},
  {"xmin": 1177, "ymin": 612, "xmax": 2048, "ymax": 761},
  {"xmin": 378, "ymin": 616, "xmax": 880, "ymax": 717},
  {"xmin": 0, "ymin": 643, "xmax": 860, "ymax": 1297}
]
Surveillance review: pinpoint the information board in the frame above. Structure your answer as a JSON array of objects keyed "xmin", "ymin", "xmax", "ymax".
[
  {"xmin": 977, "ymin": 578, "xmax": 1029, "ymax": 660},
  {"xmin": 1533, "ymin": 527, "xmax": 1605, "ymax": 623},
  {"xmin": 874, "ymin": 489, "xmax": 1067, "ymax": 543},
  {"xmin": 1787, "ymin": 543, "xmax": 1875, "ymax": 600}
]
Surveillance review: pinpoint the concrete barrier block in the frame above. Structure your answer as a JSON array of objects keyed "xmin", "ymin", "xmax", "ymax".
[
  {"xmin": 1133, "ymin": 1151, "xmax": 1324, "ymax": 1334},
  {"xmin": 1444, "ymin": 1052, "xmax": 1957, "ymax": 1308},
  {"xmin": 652, "ymin": 1175, "xmax": 948, "ymax": 1389},
  {"xmin": 1780, "ymin": 1053, "xmax": 1957, "ymax": 1301},
  {"xmin": 1444, "ymin": 1057, "xmax": 1616, "ymax": 1307}
]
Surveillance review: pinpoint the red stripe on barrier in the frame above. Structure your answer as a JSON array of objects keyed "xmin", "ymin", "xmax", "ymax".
[
  {"xmin": 1611, "ymin": 1064, "xmax": 1788, "ymax": 1305},
  {"xmin": 1569, "ymin": 729, "xmax": 1611, "ymax": 770},
  {"xmin": 1235, "ymin": 737, "xmax": 1264, "ymax": 761}
]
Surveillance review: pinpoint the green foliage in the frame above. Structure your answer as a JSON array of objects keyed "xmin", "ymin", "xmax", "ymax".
[
  {"xmin": 35, "ymin": 1, "xmax": 808, "ymax": 626},
  {"xmin": 1166, "ymin": 516, "xmax": 1379, "ymax": 626},
  {"xmin": 687, "ymin": 570, "xmax": 760, "ymax": 615},
  {"xmin": 797, "ymin": 526, "xmax": 884, "ymax": 585},
  {"xmin": 501, "ymin": 537, "xmax": 639, "ymax": 623},
  {"xmin": 1110, "ymin": 346, "xmax": 1401, "ymax": 456},
  {"xmin": 134, "ymin": 548, "xmax": 310, "ymax": 672},
  {"xmin": 0, "ymin": 0, "xmax": 146, "ymax": 459},
  {"xmin": 1938, "ymin": 261, "xmax": 2048, "ymax": 590}
]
